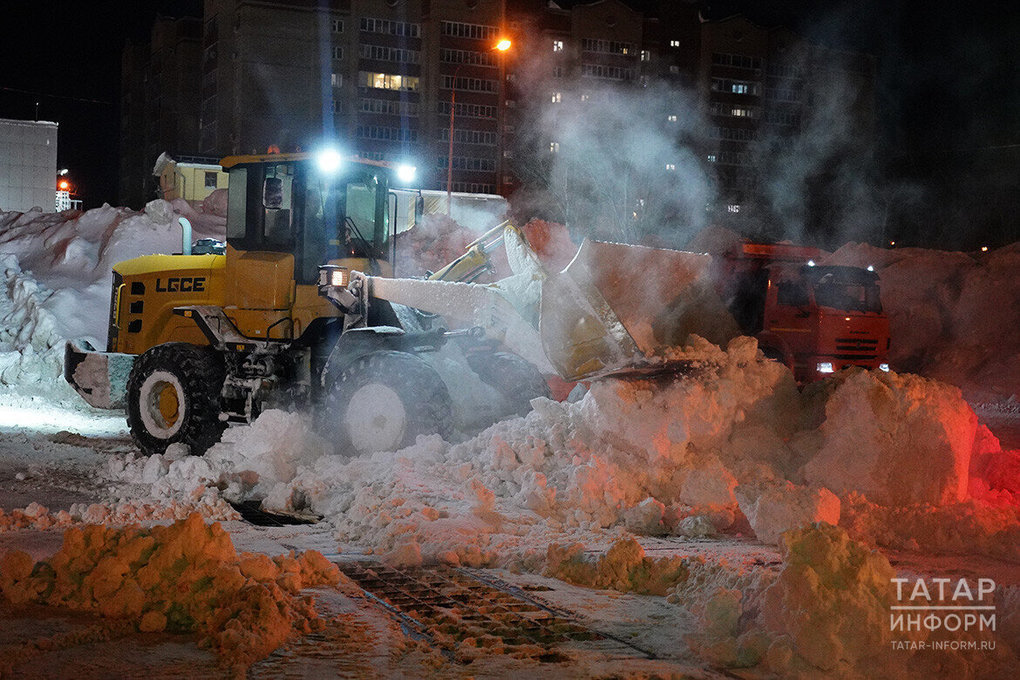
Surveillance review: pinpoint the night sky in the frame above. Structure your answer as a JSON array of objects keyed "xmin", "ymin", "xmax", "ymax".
[{"xmin": 0, "ymin": 0, "xmax": 1015, "ymax": 246}]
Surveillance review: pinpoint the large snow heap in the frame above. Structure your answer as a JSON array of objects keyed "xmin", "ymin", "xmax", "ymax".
[
  {"xmin": 111, "ymin": 334, "xmax": 1018, "ymax": 565},
  {"xmin": 0, "ymin": 513, "xmax": 343, "ymax": 673}
]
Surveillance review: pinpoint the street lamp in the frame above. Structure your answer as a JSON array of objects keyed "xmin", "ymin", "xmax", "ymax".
[{"xmin": 446, "ymin": 38, "xmax": 511, "ymax": 214}]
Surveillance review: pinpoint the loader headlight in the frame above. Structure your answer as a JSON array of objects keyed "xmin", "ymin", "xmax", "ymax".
[
  {"xmin": 816, "ymin": 361, "xmax": 835, "ymax": 374},
  {"xmin": 316, "ymin": 148, "xmax": 343, "ymax": 174},
  {"xmin": 319, "ymin": 265, "xmax": 349, "ymax": 288},
  {"xmin": 879, "ymin": 363, "xmax": 890, "ymax": 372},
  {"xmin": 395, "ymin": 164, "xmax": 416, "ymax": 185}
]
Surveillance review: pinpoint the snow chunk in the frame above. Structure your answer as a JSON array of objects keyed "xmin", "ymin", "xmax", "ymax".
[
  {"xmin": 735, "ymin": 482, "xmax": 840, "ymax": 546},
  {"xmin": 804, "ymin": 370, "xmax": 976, "ymax": 506}
]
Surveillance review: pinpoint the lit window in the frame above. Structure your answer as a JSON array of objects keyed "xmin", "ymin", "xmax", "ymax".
[
  {"xmin": 552, "ymin": 40, "xmax": 564, "ymax": 52},
  {"xmin": 549, "ymin": 142, "xmax": 559, "ymax": 153},
  {"xmin": 667, "ymin": 114, "xmax": 678, "ymax": 122},
  {"xmin": 731, "ymin": 107, "xmax": 749, "ymax": 117},
  {"xmin": 670, "ymin": 40, "xmax": 680, "ymax": 47},
  {"xmin": 361, "ymin": 71, "xmax": 420, "ymax": 92},
  {"xmin": 580, "ymin": 93, "xmax": 590, "ymax": 101},
  {"xmin": 640, "ymin": 50, "xmax": 650, "ymax": 62},
  {"xmin": 727, "ymin": 204, "xmax": 741, "ymax": 213},
  {"xmin": 707, "ymin": 154, "xmax": 717, "ymax": 162},
  {"xmin": 732, "ymin": 83, "xmax": 748, "ymax": 94},
  {"xmin": 331, "ymin": 73, "xmax": 342, "ymax": 88},
  {"xmin": 665, "ymin": 163, "xmax": 676, "ymax": 171},
  {"xmin": 551, "ymin": 92, "xmax": 562, "ymax": 103}
]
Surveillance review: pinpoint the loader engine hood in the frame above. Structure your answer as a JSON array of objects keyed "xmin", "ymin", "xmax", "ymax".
[{"xmin": 109, "ymin": 253, "xmax": 225, "ymax": 355}]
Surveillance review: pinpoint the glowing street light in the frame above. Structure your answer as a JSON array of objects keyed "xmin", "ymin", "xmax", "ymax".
[{"xmin": 446, "ymin": 38, "xmax": 512, "ymax": 213}]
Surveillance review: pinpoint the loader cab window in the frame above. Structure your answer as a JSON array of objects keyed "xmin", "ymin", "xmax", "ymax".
[
  {"xmin": 295, "ymin": 166, "xmax": 390, "ymax": 284},
  {"xmin": 225, "ymin": 163, "xmax": 296, "ymax": 250},
  {"xmin": 262, "ymin": 166, "xmax": 294, "ymax": 246}
]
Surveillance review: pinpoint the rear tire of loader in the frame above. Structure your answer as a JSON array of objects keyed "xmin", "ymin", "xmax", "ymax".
[
  {"xmin": 322, "ymin": 350, "xmax": 453, "ymax": 455},
  {"xmin": 126, "ymin": 343, "xmax": 226, "ymax": 456},
  {"xmin": 467, "ymin": 351, "xmax": 551, "ymax": 416}
]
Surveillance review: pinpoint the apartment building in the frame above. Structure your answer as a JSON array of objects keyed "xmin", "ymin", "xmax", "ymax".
[
  {"xmin": 119, "ymin": 0, "xmax": 875, "ymax": 234},
  {"xmin": 119, "ymin": 15, "xmax": 203, "ymax": 208}
]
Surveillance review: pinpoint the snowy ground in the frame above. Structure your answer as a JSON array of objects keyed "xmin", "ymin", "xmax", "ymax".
[{"xmin": 1, "ymin": 202, "xmax": 1018, "ymax": 677}]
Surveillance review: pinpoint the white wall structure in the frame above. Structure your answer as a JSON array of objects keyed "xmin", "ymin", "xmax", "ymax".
[{"xmin": 0, "ymin": 118, "xmax": 58, "ymax": 212}]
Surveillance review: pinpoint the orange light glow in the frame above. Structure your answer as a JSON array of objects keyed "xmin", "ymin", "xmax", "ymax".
[
  {"xmin": 58, "ymin": 180, "xmax": 69, "ymax": 190},
  {"xmin": 495, "ymin": 39, "xmax": 512, "ymax": 51}
]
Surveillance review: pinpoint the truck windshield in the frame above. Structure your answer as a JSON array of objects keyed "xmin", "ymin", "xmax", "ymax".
[{"xmin": 811, "ymin": 268, "xmax": 882, "ymax": 313}]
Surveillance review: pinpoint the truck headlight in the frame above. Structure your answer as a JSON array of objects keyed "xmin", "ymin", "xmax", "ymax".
[
  {"xmin": 879, "ymin": 363, "xmax": 890, "ymax": 372},
  {"xmin": 318, "ymin": 266, "xmax": 349, "ymax": 288},
  {"xmin": 817, "ymin": 361, "xmax": 835, "ymax": 374}
]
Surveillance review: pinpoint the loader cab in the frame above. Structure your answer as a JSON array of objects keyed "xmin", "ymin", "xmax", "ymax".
[{"xmin": 221, "ymin": 152, "xmax": 396, "ymax": 285}]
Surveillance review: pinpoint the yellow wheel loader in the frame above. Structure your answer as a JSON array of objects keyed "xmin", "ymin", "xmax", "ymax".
[{"xmin": 64, "ymin": 151, "xmax": 551, "ymax": 456}]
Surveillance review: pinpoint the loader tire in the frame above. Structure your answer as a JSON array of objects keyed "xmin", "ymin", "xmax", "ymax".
[
  {"xmin": 126, "ymin": 343, "xmax": 226, "ymax": 456},
  {"xmin": 467, "ymin": 351, "xmax": 550, "ymax": 416},
  {"xmin": 322, "ymin": 350, "xmax": 452, "ymax": 455}
]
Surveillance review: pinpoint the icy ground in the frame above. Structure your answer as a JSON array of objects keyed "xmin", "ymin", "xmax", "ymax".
[{"xmin": 0, "ymin": 202, "xmax": 1018, "ymax": 677}]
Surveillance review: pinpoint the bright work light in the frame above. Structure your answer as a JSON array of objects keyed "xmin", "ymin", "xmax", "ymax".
[
  {"xmin": 396, "ymin": 164, "xmax": 417, "ymax": 185},
  {"xmin": 316, "ymin": 148, "xmax": 343, "ymax": 174}
]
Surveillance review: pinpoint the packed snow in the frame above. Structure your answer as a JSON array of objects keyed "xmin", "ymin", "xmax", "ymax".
[{"xmin": 1, "ymin": 201, "xmax": 1017, "ymax": 676}]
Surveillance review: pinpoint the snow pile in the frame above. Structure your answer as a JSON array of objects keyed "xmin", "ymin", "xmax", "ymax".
[
  {"xmin": 0, "ymin": 498, "xmax": 239, "ymax": 533},
  {"xmin": 826, "ymin": 242, "xmax": 1020, "ymax": 402},
  {"xmin": 0, "ymin": 256, "xmax": 65, "ymax": 389},
  {"xmin": 683, "ymin": 523, "xmax": 1014, "ymax": 679},
  {"xmin": 544, "ymin": 537, "xmax": 687, "ymax": 596},
  {"xmin": 0, "ymin": 514, "xmax": 345, "ymax": 673},
  {"xmin": 804, "ymin": 370, "xmax": 977, "ymax": 505},
  {"xmin": 101, "ymin": 335, "xmax": 1017, "ymax": 565}
]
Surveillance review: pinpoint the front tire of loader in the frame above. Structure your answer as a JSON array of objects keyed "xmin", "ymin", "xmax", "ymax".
[
  {"xmin": 322, "ymin": 350, "xmax": 452, "ymax": 455},
  {"xmin": 126, "ymin": 343, "xmax": 226, "ymax": 456}
]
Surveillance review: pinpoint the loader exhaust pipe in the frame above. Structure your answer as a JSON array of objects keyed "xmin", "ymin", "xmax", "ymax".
[{"xmin": 178, "ymin": 217, "xmax": 192, "ymax": 255}]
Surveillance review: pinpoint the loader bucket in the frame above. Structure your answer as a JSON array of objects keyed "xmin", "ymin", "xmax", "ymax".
[{"xmin": 539, "ymin": 240, "xmax": 740, "ymax": 381}]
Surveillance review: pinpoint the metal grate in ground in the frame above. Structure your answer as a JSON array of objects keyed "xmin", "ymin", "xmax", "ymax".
[{"xmin": 337, "ymin": 562, "xmax": 656, "ymax": 662}]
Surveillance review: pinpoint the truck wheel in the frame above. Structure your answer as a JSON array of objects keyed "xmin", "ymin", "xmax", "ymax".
[
  {"xmin": 126, "ymin": 343, "xmax": 225, "ymax": 456},
  {"xmin": 467, "ymin": 351, "xmax": 550, "ymax": 416},
  {"xmin": 322, "ymin": 350, "xmax": 452, "ymax": 455}
]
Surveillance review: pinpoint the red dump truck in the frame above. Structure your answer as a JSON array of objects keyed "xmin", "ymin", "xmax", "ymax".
[{"xmin": 712, "ymin": 242, "xmax": 890, "ymax": 382}]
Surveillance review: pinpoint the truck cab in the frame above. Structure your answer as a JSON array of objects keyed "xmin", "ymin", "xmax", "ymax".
[{"xmin": 716, "ymin": 242, "xmax": 890, "ymax": 382}]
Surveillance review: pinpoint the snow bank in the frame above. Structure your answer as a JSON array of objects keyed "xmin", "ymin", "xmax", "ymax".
[
  {"xmin": 804, "ymin": 370, "xmax": 977, "ymax": 506},
  {"xmin": 0, "ymin": 514, "xmax": 345, "ymax": 674},
  {"xmin": 99, "ymin": 336, "xmax": 1016, "ymax": 564},
  {"xmin": 684, "ymin": 523, "xmax": 1015, "ymax": 679},
  {"xmin": 0, "ymin": 256, "xmax": 66, "ymax": 390}
]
